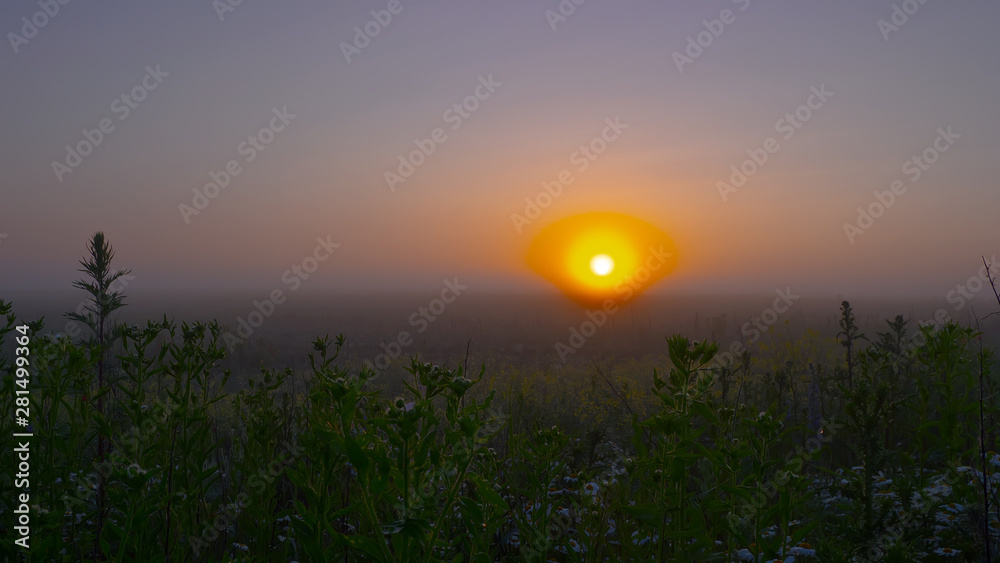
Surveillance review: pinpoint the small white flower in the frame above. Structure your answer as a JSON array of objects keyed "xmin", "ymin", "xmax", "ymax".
[
  {"xmin": 232, "ymin": 542, "xmax": 249, "ymax": 552},
  {"xmin": 789, "ymin": 542, "xmax": 816, "ymax": 557}
]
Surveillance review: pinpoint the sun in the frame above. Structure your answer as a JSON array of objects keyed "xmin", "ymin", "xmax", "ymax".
[
  {"xmin": 590, "ymin": 254, "xmax": 615, "ymax": 276},
  {"xmin": 526, "ymin": 212, "xmax": 678, "ymax": 306}
]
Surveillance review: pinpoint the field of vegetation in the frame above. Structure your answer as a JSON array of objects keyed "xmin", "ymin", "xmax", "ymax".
[{"xmin": 2, "ymin": 234, "xmax": 999, "ymax": 562}]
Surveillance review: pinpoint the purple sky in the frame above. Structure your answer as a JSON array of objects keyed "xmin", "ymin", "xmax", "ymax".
[{"xmin": 1, "ymin": 1, "xmax": 998, "ymax": 299}]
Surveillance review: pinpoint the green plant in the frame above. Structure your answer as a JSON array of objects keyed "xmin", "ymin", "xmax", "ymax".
[{"xmin": 65, "ymin": 231, "xmax": 132, "ymax": 550}]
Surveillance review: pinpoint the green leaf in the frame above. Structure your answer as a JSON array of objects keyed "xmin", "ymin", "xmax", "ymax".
[
  {"xmin": 459, "ymin": 496, "xmax": 485, "ymax": 526},
  {"xmin": 689, "ymin": 401, "xmax": 721, "ymax": 426},
  {"xmin": 702, "ymin": 498, "xmax": 730, "ymax": 512},
  {"xmin": 345, "ymin": 437, "xmax": 370, "ymax": 474},
  {"xmin": 622, "ymin": 502, "xmax": 665, "ymax": 522},
  {"xmin": 470, "ymin": 473, "xmax": 509, "ymax": 511},
  {"xmin": 346, "ymin": 534, "xmax": 389, "ymax": 562}
]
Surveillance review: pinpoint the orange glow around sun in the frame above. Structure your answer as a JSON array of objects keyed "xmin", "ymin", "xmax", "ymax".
[{"xmin": 526, "ymin": 212, "xmax": 678, "ymax": 306}]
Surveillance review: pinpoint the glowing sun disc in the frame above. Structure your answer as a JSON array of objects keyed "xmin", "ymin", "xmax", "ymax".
[
  {"xmin": 590, "ymin": 254, "xmax": 615, "ymax": 276},
  {"xmin": 525, "ymin": 211, "xmax": 678, "ymax": 306}
]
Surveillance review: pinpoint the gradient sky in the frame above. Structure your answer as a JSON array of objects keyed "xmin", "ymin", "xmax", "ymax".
[{"xmin": 1, "ymin": 1, "xmax": 998, "ymax": 298}]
